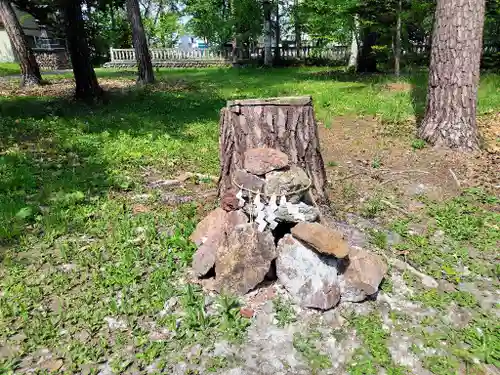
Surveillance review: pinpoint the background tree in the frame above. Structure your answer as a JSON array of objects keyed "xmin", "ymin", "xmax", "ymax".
[
  {"xmin": 61, "ymin": 0, "xmax": 103, "ymax": 99},
  {"xmin": 126, "ymin": 0, "xmax": 155, "ymax": 84},
  {"xmin": 0, "ymin": 0, "xmax": 42, "ymax": 86},
  {"xmin": 419, "ymin": 0, "xmax": 487, "ymax": 151}
]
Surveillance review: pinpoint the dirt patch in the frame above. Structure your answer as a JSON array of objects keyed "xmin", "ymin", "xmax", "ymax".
[
  {"xmin": 320, "ymin": 116, "xmax": 499, "ymax": 217},
  {"xmin": 384, "ymin": 82, "xmax": 413, "ymax": 92},
  {"xmin": 0, "ymin": 78, "xmax": 196, "ymax": 98}
]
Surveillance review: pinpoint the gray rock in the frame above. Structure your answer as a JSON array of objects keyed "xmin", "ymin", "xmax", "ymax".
[
  {"xmin": 234, "ymin": 169, "xmax": 265, "ymax": 196},
  {"xmin": 244, "ymin": 148, "xmax": 289, "ymax": 175},
  {"xmin": 275, "ymin": 202, "xmax": 320, "ymax": 223},
  {"xmin": 276, "ymin": 235, "xmax": 341, "ymax": 310},
  {"xmin": 265, "ymin": 166, "xmax": 311, "ymax": 204},
  {"xmin": 216, "ymin": 224, "xmax": 276, "ymax": 295}
]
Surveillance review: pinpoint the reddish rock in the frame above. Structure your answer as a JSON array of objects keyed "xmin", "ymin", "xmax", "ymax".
[
  {"xmin": 189, "ymin": 208, "xmax": 227, "ymax": 246},
  {"xmin": 244, "ymin": 148, "xmax": 289, "ymax": 175},
  {"xmin": 221, "ymin": 189, "xmax": 240, "ymax": 211},
  {"xmin": 192, "ymin": 210, "xmax": 248, "ymax": 277},
  {"xmin": 216, "ymin": 224, "xmax": 276, "ymax": 295},
  {"xmin": 291, "ymin": 222, "xmax": 350, "ymax": 258},
  {"xmin": 240, "ymin": 307, "xmax": 255, "ymax": 318},
  {"xmin": 339, "ymin": 247, "xmax": 388, "ymax": 302}
]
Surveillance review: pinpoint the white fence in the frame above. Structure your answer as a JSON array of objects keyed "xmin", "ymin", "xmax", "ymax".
[
  {"xmin": 109, "ymin": 46, "xmax": 349, "ymax": 63},
  {"xmin": 110, "ymin": 48, "xmax": 230, "ymax": 62}
]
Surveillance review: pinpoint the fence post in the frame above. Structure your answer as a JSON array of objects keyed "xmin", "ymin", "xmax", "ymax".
[{"xmin": 110, "ymin": 47, "xmax": 114, "ymax": 62}]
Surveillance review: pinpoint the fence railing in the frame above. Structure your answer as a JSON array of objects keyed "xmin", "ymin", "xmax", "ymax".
[{"xmin": 109, "ymin": 46, "xmax": 349, "ymax": 63}]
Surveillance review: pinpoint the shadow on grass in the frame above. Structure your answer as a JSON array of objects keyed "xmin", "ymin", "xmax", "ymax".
[{"xmin": 0, "ymin": 80, "xmax": 225, "ymax": 245}]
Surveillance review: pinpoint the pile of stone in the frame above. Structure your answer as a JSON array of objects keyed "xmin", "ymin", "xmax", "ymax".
[{"xmin": 190, "ymin": 147, "xmax": 387, "ymax": 310}]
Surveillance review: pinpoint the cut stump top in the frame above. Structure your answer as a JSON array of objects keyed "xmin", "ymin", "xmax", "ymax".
[{"xmin": 227, "ymin": 96, "xmax": 313, "ymax": 108}]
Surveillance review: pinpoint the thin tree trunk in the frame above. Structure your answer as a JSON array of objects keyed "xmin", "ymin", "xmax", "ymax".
[
  {"xmin": 263, "ymin": 0, "xmax": 272, "ymax": 66},
  {"xmin": 126, "ymin": 0, "xmax": 155, "ymax": 84},
  {"xmin": 0, "ymin": 0, "xmax": 41, "ymax": 86},
  {"xmin": 274, "ymin": 0, "xmax": 281, "ymax": 64},
  {"xmin": 394, "ymin": 0, "xmax": 402, "ymax": 77},
  {"xmin": 348, "ymin": 14, "xmax": 359, "ymax": 69},
  {"xmin": 293, "ymin": 0, "xmax": 301, "ymax": 58},
  {"xmin": 418, "ymin": 0, "xmax": 486, "ymax": 151},
  {"xmin": 61, "ymin": 0, "xmax": 102, "ymax": 100},
  {"xmin": 218, "ymin": 97, "xmax": 328, "ymax": 203}
]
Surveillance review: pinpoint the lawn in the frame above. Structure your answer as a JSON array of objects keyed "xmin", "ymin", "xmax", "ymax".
[
  {"xmin": 0, "ymin": 67, "xmax": 498, "ymax": 374},
  {"xmin": 0, "ymin": 63, "xmax": 20, "ymax": 77}
]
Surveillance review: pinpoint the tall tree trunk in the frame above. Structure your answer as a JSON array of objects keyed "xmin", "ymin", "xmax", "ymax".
[
  {"xmin": 0, "ymin": 0, "xmax": 41, "ymax": 87},
  {"xmin": 126, "ymin": 0, "xmax": 155, "ymax": 84},
  {"xmin": 348, "ymin": 14, "xmax": 359, "ymax": 69},
  {"xmin": 418, "ymin": 0, "xmax": 486, "ymax": 151},
  {"xmin": 357, "ymin": 29, "xmax": 378, "ymax": 73},
  {"xmin": 61, "ymin": 0, "xmax": 102, "ymax": 100},
  {"xmin": 274, "ymin": 0, "xmax": 281, "ymax": 64},
  {"xmin": 293, "ymin": 0, "xmax": 301, "ymax": 58},
  {"xmin": 394, "ymin": 0, "xmax": 402, "ymax": 77},
  {"xmin": 263, "ymin": 0, "xmax": 272, "ymax": 66}
]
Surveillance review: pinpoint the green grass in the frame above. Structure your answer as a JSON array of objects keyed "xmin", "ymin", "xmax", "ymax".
[
  {"xmin": 0, "ymin": 62, "xmax": 20, "ymax": 77},
  {"xmin": 1, "ymin": 67, "xmax": 499, "ymax": 373}
]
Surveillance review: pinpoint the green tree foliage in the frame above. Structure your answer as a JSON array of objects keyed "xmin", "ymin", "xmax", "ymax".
[
  {"xmin": 184, "ymin": 0, "xmax": 262, "ymax": 48},
  {"xmin": 144, "ymin": 11, "xmax": 182, "ymax": 47}
]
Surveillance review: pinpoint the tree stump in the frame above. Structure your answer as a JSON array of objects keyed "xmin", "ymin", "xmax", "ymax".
[{"xmin": 218, "ymin": 96, "xmax": 328, "ymax": 203}]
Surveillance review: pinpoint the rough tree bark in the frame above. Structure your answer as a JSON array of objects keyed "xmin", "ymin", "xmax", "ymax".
[
  {"xmin": 263, "ymin": 0, "xmax": 273, "ymax": 66},
  {"xmin": 394, "ymin": 0, "xmax": 402, "ymax": 77},
  {"xmin": 419, "ymin": 0, "xmax": 486, "ymax": 151},
  {"xmin": 218, "ymin": 96, "xmax": 328, "ymax": 203},
  {"xmin": 0, "ymin": 0, "xmax": 41, "ymax": 86},
  {"xmin": 61, "ymin": 0, "xmax": 102, "ymax": 100},
  {"xmin": 126, "ymin": 0, "xmax": 155, "ymax": 84},
  {"xmin": 348, "ymin": 15, "xmax": 359, "ymax": 70}
]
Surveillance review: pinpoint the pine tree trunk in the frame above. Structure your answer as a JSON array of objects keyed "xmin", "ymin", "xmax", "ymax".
[
  {"xmin": 0, "ymin": 0, "xmax": 41, "ymax": 87},
  {"xmin": 348, "ymin": 15, "xmax": 359, "ymax": 69},
  {"xmin": 274, "ymin": 0, "xmax": 281, "ymax": 64},
  {"xmin": 419, "ymin": 0, "xmax": 486, "ymax": 151},
  {"xmin": 263, "ymin": 0, "xmax": 273, "ymax": 66},
  {"xmin": 357, "ymin": 29, "xmax": 378, "ymax": 73},
  {"xmin": 218, "ymin": 96, "xmax": 328, "ymax": 203},
  {"xmin": 126, "ymin": 0, "xmax": 155, "ymax": 84},
  {"xmin": 61, "ymin": 0, "xmax": 102, "ymax": 100},
  {"xmin": 394, "ymin": 0, "xmax": 402, "ymax": 77},
  {"xmin": 293, "ymin": 0, "xmax": 301, "ymax": 59}
]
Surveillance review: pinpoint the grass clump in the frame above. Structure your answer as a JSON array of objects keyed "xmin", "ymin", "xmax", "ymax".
[
  {"xmin": 293, "ymin": 331, "xmax": 332, "ymax": 373},
  {"xmin": 273, "ymin": 296, "xmax": 297, "ymax": 328}
]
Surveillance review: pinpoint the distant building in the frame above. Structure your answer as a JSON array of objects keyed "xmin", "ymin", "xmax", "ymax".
[
  {"xmin": 0, "ymin": 4, "xmax": 63, "ymax": 62},
  {"xmin": 176, "ymin": 34, "xmax": 207, "ymax": 50}
]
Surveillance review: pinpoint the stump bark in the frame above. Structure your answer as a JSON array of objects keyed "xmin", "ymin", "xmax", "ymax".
[{"xmin": 218, "ymin": 96, "xmax": 328, "ymax": 203}]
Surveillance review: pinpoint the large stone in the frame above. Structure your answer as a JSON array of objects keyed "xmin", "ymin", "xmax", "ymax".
[
  {"xmin": 339, "ymin": 247, "xmax": 388, "ymax": 302},
  {"xmin": 234, "ymin": 169, "xmax": 266, "ymax": 196},
  {"xmin": 244, "ymin": 148, "xmax": 289, "ymax": 175},
  {"xmin": 265, "ymin": 166, "xmax": 310, "ymax": 203},
  {"xmin": 276, "ymin": 235, "xmax": 341, "ymax": 310},
  {"xmin": 291, "ymin": 222, "xmax": 350, "ymax": 258},
  {"xmin": 192, "ymin": 210, "xmax": 248, "ymax": 277},
  {"xmin": 275, "ymin": 202, "xmax": 320, "ymax": 223},
  {"xmin": 190, "ymin": 208, "xmax": 227, "ymax": 246},
  {"xmin": 216, "ymin": 224, "xmax": 276, "ymax": 295}
]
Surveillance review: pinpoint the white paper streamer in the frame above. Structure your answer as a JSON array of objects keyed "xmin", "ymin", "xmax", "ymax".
[
  {"xmin": 236, "ymin": 189, "xmax": 245, "ymax": 207},
  {"xmin": 279, "ymin": 195, "xmax": 287, "ymax": 207}
]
